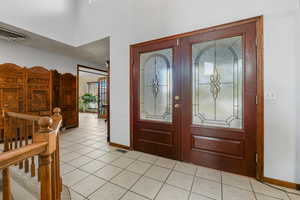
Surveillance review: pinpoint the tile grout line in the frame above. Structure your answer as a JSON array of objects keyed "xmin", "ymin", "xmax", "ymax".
[
  {"xmin": 187, "ymin": 164, "xmax": 198, "ymax": 200},
  {"xmin": 116, "ymin": 154, "xmax": 156, "ymax": 200},
  {"xmin": 221, "ymin": 171, "xmax": 223, "ymax": 200},
  {"xmin": 69, "ymin": 188, "xmax": 88, "ymax": 200},
  {"xmin": 250, "ymin": 179, "xmax": 290, "ymax": 200},
  {"xmin": 60, "ymin": 144, "xmax": 122, "ymax": 189},
  {"xmin": 63, "ymin": 149, "xmax": 240, "ymax": 200},
  {"xmin": 249, "ymin": 178, "xmax": 258, "ymax": 200},
  {"xmin": 61, "ymin": 120, "xmax": 108, "ymax": 199},
  {"xmin": 83, "ymin": 165, "xmax": 126, "ymax": 199},
  {"xmin": 60, "ymin": 151, "xmax": 117, "ymax": 177},
  {"xmin": 152, "ymin": 159, "xmax": 178, "ymax": 200},
  {"xmin": 64, "ymin": 146, "xmax": 252, "ymax": 200},
  {"xmin": 84, "ymin": 151, "xmax": 146, "ymax": 200}
]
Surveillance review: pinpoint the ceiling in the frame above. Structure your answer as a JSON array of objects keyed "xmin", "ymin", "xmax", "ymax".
[{"xmin": 0, "ymin": 21, "xmax": 110, "ymax": 66}]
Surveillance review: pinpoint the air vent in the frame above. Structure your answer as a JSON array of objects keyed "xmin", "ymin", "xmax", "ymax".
[
  {"xmin": 0, "ymin": 27, "xmax": 26, "ymax": 41},
  {"xmin": 115, "ymin": 149, "xmax": 128, "ymax": 154}
]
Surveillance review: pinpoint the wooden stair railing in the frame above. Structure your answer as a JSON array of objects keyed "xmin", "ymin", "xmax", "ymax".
[{"xmin": 0, "ymin": 108, "xmax": 63, "ymax": 200}]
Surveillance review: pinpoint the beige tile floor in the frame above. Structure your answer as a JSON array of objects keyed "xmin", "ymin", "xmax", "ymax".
[{"xmin": 61, "ymin": 113, "xmax": 300, "ymax": 200}]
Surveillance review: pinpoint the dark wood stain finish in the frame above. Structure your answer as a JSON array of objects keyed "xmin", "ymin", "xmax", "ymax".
[
  {"xmin": 26, "ymin": 67, "xmax": 52, "ymax": 116},
  {"xmin": 130, "ymin": 16, "xmax": 264, "ymax": 178},
  {"xmin": 132, "ymin": 39, "xmax": 181, "ymax": 159},
  {"xmin": 60, "ymin": 73, "xmax": 77, "ymax": 128},
  {"xmin": 181, "ymin": 22, "xmax": 257, "ymax": 177},
  {"xmin": 0, "ymin": 63, "xmax": 78, "ymax": 134}
]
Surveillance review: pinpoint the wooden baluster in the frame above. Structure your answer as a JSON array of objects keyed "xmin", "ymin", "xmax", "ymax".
[
  {"xmin": 6, "ymin": 117, "xmax": 10, "ymax": 151},
  {"xmin": 13, "ymin": 118, "xmax": 19, "ymax": 167},
  {"xmin": 56, "ymin": 135, "xmax": 62, "ymax": 195},
  {"xmin": 34, "ymin": 117, "xmax": 56, "ymax": 200},
  {"xmin": 11, "ymin": 118, "xmax": 16, "ymax": 151},
  {"xmin": 31, "ymin": 120, "xmax": 36, "ymax": 177},
  {"xmin": 19, "ymin": 119, "xmax": 24, "ymax": 169},
  {"xmin": 31, "ymin": 156, "xmax": 36, "ymax": 177},
  {"xmin": 51, "ymin": 153, "xmax": 57, "ymax": 200},
  {"xmin": 2, "ymin": 168, "xmax": 12, "ymax": 200},
  {"xmin": 3, "ymin": 117, "xmax": 9, "ymax": 153},
  {"xmin": 12, "ymin": 118, "xmax": 16, "ymax": 150},
  {"xmin": 37, "ymin": 119, "xmax": 42, "ymax": 181},
  {"xmin": 24, "ymin": 120, "xmax": 29, "ymax": 173},
  {"xmin": 14, "ymin": 119, "xmax": 18, "ymax": 150},
  {"xmin": 38, "ymin": 157, "xmax": 41, "ymax": 182},
  {"xmin": 13, "ymin": 119, "xmax": 17, "ymax": 167},
  {"xmin": 8, "ymin": 118, "xmax": 12, "ymax": 151},
  {"xmin": 39, "ymin": 154, "xmax": 52, "ymax": 200}
]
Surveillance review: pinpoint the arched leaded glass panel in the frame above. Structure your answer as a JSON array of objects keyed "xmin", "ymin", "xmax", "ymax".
[
  {"xmin": 192, "ymin": 36, "xmax": 243, "ymax": 128},
  {"xmin": 140, "ymin": 48, "xmax": 173, "ymax": 122}
]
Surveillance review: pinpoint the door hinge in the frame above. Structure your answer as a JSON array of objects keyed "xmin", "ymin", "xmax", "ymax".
[
  {"xmin": 177, "ymin": 39, "xmax": 180, "ymax": 47},
  {"xmin": 255, "ymin": 95, "xmax": 258, "ymax": 105},
  {"xmin": 255, "ymin": 38, "xmax": 258, "ymax": 47},
  {"xmin": 132, "ymin": 61, "xmax": 135, "ymax": 75},
  {"xmin": 255, "ymin": 153, "xmax": 258, "ymax": 163}
]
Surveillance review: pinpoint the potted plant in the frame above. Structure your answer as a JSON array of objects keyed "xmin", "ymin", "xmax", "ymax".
[{"xmin": 80, "ymin": 93, "xmax": 97, "ymax": 112}]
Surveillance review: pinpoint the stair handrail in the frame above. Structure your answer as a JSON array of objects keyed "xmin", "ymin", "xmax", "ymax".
[{"xmin": 0, "ymin": 108, "xmax": 63, "ymax": 200}]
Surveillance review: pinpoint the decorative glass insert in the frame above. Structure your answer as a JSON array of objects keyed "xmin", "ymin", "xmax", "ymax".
[
  {"xmin": 192, "ymin": 36, "xmax": 243, "ymax": 129},
  {"xmin": 140, "ymin": 48, "xmax": 173, "ymax": 122}
]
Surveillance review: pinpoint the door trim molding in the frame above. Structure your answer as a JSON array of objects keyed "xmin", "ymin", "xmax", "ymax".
[
  {"xmin": 129, "ymin": 16, "xmax": 264, "ymax": 180},
  {"xmin": 77, "ymin": 64, "xmax": 111, "ymax": 142},
  {"xmin": 263, "ymin": 177, "xmax": 300, "ymax": 190},
  {"xmin": 109, "ymin": 142, "xmax": 131, "ymax": 150}
]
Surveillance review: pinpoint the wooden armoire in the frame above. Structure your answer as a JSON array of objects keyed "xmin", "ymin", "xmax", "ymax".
[
  {"xmin": 58, "ymin": 73, "xmax": 77, "ymax": 128},
  {"xmin": 0, "ymin": 63, "xmax": 77, "ymax": 140}
]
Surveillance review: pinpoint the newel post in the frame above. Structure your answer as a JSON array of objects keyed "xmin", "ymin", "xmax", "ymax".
[
  {"xmin": 52, "ymin": 108, "xmax": 62, "ymax": 130},
  {"xmin": 33, "ymin": 117, "xmax": 56, "ymax": 200},
  {"xmin": 51, "ymin": 107, "xmax": 62, "ymax": 200}
]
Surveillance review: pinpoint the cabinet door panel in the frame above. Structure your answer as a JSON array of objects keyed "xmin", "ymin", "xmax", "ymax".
[{"xmin": 60, "ymin": 73, "xmax": 77, "ymax": 128}]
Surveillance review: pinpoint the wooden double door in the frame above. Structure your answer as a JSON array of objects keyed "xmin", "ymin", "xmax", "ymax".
[{"xmin": 131, "ymin": 21, "xmax": 258, "ymax": 177}]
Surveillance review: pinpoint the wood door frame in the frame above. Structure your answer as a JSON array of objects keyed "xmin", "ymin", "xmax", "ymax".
[
  {"xmin": 130, "ymin": 16, "xmax": 264, "ymax": 179},
  {"xmin": 98, "ymin": 77, "xmax": 109, "ymax": 119},
  {"xmin": 77, "ymin": 64, "xmax": 111, "ymax": 142}
]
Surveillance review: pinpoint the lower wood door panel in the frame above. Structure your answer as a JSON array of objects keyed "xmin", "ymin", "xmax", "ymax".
[
  {"xmin": 192, "ymin": 135, "xmax": 244, "ymax": 158},
  {"xmin": 134, "ymin": 123, "xmax": 177, "ymax": 159}
]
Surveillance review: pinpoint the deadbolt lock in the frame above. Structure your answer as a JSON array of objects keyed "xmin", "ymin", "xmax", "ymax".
[
  {"xmin": 174, "ymin": 96, "xmax": 180, "ymax": 100},
  {"xmin": 174, "ymin": 104, "xmax": 180, "ymax": 108}
]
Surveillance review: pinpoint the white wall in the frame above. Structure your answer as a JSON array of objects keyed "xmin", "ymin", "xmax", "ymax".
[
  {"xmin": 0, "ymin": 39, "xmax": 97, "ymax": 74},
  {"xmin": 263, "ymin": 12, "xmax": 298, "ymax": 183},
  {"xmin": 0, "ymin": 0, "xmax": 77, "ymax": 45},
  {"xmin": 74, "ymin": 0, "xmax": 300, "ymax": 184},
  {"xmin": 295, "ymin": 10, "xmax": 300, "ymax": 184},
  {"xmin": 75, "ymin": 0, "xmax": 133, "ymax": 146}
]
